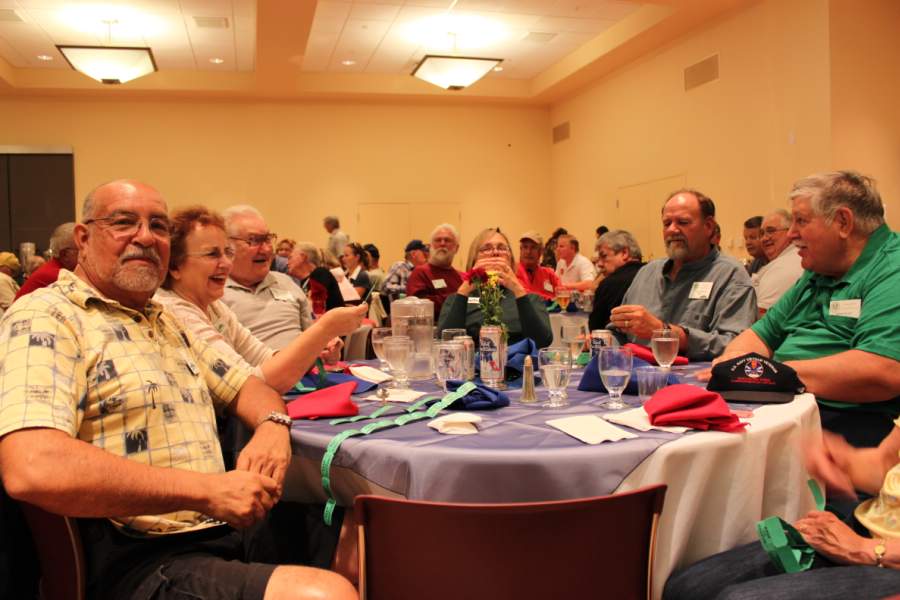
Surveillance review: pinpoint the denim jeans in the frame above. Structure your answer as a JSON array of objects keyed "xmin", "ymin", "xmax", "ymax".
[{"xmin": 663, "ymin": 541, "xmax": 900, "ymax": 600}]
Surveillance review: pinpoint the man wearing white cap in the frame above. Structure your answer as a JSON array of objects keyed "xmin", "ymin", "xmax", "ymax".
[{"xmin": 515, "ymin": 231, "xmax": 559, "ymax": 300}]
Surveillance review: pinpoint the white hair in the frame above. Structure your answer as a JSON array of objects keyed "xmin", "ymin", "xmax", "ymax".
[
  {"xmin": 222, "ymin": 204, "xmax": 266, "ymax": 235},
  {"xmin": 430, "ymin": 223, "xmax": 459, "ymax": 242}
]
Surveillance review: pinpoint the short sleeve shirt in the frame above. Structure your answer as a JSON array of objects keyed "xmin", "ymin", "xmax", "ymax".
[
  {"xmin": 855, "ymin": 418, "xmax": 900, "ymax": 540},
  {"xmin": 0, "ymin": 271, "xmax": 251, "ymax": 535},
  {"xmin": 223, "ymin": 271, "xmax": 313, "ymax": 351}
]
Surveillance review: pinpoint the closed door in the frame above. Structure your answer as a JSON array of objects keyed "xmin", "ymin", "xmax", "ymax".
[{"xmin": 2, "ymin": 154, "xmax": 75, "ymax": 256}]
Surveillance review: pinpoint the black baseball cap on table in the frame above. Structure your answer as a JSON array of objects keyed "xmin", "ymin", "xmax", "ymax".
[{"xmin": 706, "ymin": 353, "xmax": 806, "ymax": 404}]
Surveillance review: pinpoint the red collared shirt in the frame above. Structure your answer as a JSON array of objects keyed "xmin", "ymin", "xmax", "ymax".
[{"xmin": 516, "ymin": 263, "xmax": 559, "ymax": 300}]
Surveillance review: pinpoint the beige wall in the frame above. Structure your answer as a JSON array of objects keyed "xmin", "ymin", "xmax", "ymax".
[
  {"xmin": 830, "ymin": 0, "xmax": 900, "ymax": 229},
  {"xmin": 549, "ymin": 0, "xmax": 834, "ymax": 260},
  {"xmin": 0, "ymin": 98, "xmax": 551, "ymax": 266}
]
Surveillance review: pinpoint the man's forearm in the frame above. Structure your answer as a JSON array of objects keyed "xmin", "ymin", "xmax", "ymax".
[
  {"xmin": 261, "ymin": 324, "xmax": 335, "ymax": 393},
  {"xmin": 715, "ymin": 328, "xmax": 772, "ymax": 362},
  {"xmin": 228, "ymin": 375, "xmax": 289, "ymax": 427},
  {"xmin": 787, "ymin": 350, "xmax": 900, "ymax": 403},
  {"xmin": 0, "ymin": 429, "xmax": 210, "ymax": 517}
]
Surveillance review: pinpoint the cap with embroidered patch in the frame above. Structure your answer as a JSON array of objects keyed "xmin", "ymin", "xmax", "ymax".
[{"xmin": 706, "ymin": 352, "xmax": 805, "ymax": 404}]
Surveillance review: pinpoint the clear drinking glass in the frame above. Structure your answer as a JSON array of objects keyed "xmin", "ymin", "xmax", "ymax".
[
  {"xmin": 434, "ymin": 341, "xmax": 465, "ymax": 392},
  {"xmin": 383, "ymin": 336, "xmax": 412, "ymax": 389},
  {"xmin": 636, "ymin": 366, "xmax": 669, "ymax": 403},
  {"xmin": 599, "ymin": 346, "xmax": 633, "ymax": 409},
  {"xmin": 441, "ymin": 328, "xmax": 467, "ymax": 342},
  {"xmin": 371, "ymin": 327, "xmax": 392, "ymax": 370},
  {"xmin": 561, "ymin": 322, "xmax": 588, "ymax": 363},
  {"xmin": 651, "ymin": 328, "xmax": 679, "ymax": 370},
  {"xmin": 538, "ymin": 347, "xmax": 573, "ymax": 408}
]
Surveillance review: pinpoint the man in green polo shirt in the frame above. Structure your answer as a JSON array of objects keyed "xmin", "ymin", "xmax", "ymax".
[{"xmin": 712, "ymin": 171, "xmax": 900, "ymax": 447}]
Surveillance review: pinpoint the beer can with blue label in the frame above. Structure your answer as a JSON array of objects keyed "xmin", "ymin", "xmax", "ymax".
[{"xmin": 590, "ymin": 329, "xmax": 613, "ymax": 357}]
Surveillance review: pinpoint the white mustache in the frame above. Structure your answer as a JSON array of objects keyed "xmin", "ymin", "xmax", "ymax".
[
  {"xmin": 665, "ymin": 237, "xmax": 687, "ymax": 245},
  {"xmin": 120, "ymin": 247, "xmax": 161, "ymax": 266}
]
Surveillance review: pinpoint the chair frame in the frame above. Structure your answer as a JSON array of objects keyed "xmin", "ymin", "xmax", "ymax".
[
  {"xmin": 356, "ymin": 484, "xmax": 666, "ymax": 600},
  {"xmin": 19, "ymin": 502, "xmax": 86, "ymax": 600}
]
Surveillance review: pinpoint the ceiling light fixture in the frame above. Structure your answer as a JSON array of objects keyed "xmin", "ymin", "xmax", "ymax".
[
  {"xmin": 209, "ymin": 57, "xmax": 224, "ymax": 64},
  {"xmin": 57, "ymin": 19, "xmax": 156, "ymax": 84},
  {"xmin": 37, "ymin": 54, "xmax": 54, "ymax": 61},
  {"xmin": 341, "ymin": 59, "xmax": 356, "ymax": 66},
  {"xmin": 412, "ymin": 54, "xmax": 501, "ymax": 90}
]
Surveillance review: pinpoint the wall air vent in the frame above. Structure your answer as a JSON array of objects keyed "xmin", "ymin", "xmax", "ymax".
[
  {"xmin": 552, "ymin": 122, "xmax": 570, "ymax": 144},
  {"xmin": 684, "ymin": 54, "xmax": 719, "ymax": 91},
  {"xmin": 193, "ymin": 16, "xmax": 230, "ymax": 29},
  {"xmin": 523, "ymin": 31, "xmax": 557, "ymax": 44},
  {"xmin": 0, "ymin": 9, "xmax": 23, "ymax": 22}
]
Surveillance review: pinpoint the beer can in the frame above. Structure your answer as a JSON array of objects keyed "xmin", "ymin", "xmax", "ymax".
[
  {"xmin": 453, "ymin": 335, "xmax": 476, "ymax": 381},
  {"xmin": 591, "ymin": 329, "xmax": 613, "ymax": 356},
  {"xmin": 479, "ymin": 326, "xmax": 505, "ymax": 386}
]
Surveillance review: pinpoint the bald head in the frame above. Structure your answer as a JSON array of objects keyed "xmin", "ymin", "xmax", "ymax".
[{"xmin": 83, "ymin": 179, "xmax": 167, "ymax": 221}]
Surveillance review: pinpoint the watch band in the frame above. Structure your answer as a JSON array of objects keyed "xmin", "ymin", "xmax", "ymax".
[
  {"xmin": 874, "ymin": 539, "xmax": 887, "ymax": 567},
  {"xmin": 258, "ymin": 411, "xmax": 292, "ymax": 428}
]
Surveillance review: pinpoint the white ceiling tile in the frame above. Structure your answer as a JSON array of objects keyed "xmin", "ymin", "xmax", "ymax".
[
  {"xmin": 311, "ymin": 16, "xmax": 345, "ymax": 35},
  {"xmin": 315, "ymin": 1, "xmax": 351, "ymax": 20},
  {"xmin": 179, "ymin": 0, "xmax": 234, "ymax": 18},
  {"xmin": 233, "ymin": 0, "xmax": 255, "ymax": 20},
  {"xmin": 150, "ymin": 48, "xmax": 196, "ymax": 69},
  {"xmin": 393, "ymin": 5, "xmax": 444, "ymax": 23},
  {"xmin": 233, "ymin": 14, "xmax": 254, "ymax": 71},
  {"xmin": 533, "ymin": 15, "xmax": 614, "ymax": 34},
  {"xmin": 349, "ymin": 2, "xmax": 399, "ymax": 20}
]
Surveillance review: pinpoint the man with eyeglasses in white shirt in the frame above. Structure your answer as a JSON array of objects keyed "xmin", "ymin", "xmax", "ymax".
[{"xmin": 752, "ymin": 209, "xmax": 804, "ymax": 315}]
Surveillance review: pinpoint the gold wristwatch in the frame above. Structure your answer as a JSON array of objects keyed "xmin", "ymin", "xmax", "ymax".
[{"xmin": 874, "ymin": 539, "xmax": 886, "ymax": 568}]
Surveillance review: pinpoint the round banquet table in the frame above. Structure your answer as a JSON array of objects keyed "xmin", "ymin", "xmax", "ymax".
[{"xmin": 283, "ymin": 362, "xmax": 820, "ymax": 599}]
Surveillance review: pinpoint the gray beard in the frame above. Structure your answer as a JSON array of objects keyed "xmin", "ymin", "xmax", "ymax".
[
  {"xmin": 430, "ymin": 250, "xmax": 453, "ymax": 268},
  {"xmin": 665, "ymin": 241, "xmax": 688, "ymax": 261},
  {"xmin": 113, "ymin": 262, "xmax": 162, "ymax": 293}
]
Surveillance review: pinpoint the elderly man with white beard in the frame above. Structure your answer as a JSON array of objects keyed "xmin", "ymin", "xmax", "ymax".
[
  {"xmin": 609, "ymin": 189, "xmax": 757, "ymax": 361},
  {"xmin": 406, "ymin": 223, "xmax": 463, "ymax": 318}
]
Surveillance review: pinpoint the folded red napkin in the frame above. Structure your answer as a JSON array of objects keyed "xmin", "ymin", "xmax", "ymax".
[
  {"xmin": 625, "ymin": 343, "xmax": 689, "ymax": 366},
  {"xmin": 286, "ymin": 381, "xmax": 359, "ymax": 420},
  {"xmin": 643, "ymin": 384, "xmax": 746, "ymax": 432}
]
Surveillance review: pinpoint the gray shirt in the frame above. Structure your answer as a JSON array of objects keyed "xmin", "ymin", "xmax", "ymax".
[
  {"xmin": 328, "ymin": 229, "xmax": 350, "ymax": 261},
  {"xmin": 222, "ymin": 271, "xmax": 313, "ymax": 351},
  {"xmin": 616, "ymin": 249, "xmax": 757, "ymax": 360}
]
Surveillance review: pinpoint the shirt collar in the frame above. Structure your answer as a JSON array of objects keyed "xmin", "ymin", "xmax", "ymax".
[
  {"xmin": 226, "ymin": 271, "xmax": 275, "ymax": 294},
  {"xmin": 662, "ymin": 247, "xmax": 719, "ymax": 276},
  {"xmin": 56, "ymin": 270, "xmax": 165, "ymax": 320},
  {"xmin": 809, "ymin": 224, "xmax": 891, "ymax": 288}
]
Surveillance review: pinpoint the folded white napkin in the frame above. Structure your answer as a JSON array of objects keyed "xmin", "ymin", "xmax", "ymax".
[
  {"xmin": 546, "ymin": 415, "xmax": 637, "ymax": 445},
  {"xmin": 360, "ymin": 388, "xmax": 426, "ymax": 403},
  {"xmin": 603, "ymin": 407, "xmax": 689, "ymax": 434},
  {"xmin": 349, "ymin": 365, "xmax": 393, "ymax": 383},
  {"xmin": 428, "ymin": 413, "xmax": 482, "ymax": 435}
]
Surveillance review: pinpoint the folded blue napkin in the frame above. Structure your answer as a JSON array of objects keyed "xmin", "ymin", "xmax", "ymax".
[
  {"xmin": 440, "ymin": 380, "xmax": 510, "ymax": 410},
  {"xmin": 289, "ymin": 372, "xmax": 379, "ymax": 396},
  {"xmin": 577, "ymin": 356, "xmax": 680, "ymax": 396},
  {"xmin": 506, "ymin": 338, "xmax": 538, "ymax": 375}
]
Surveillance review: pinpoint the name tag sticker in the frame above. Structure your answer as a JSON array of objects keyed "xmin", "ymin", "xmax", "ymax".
[
  {"xmin": 432, "ymin": 278, "xmax": 447, "ymax": 289},
  {"xmin": 543, "ymin": 280, "xmax": 554, "ymax": 292},
  {"xmin": 273, "ymin": 291, "xmax": 294, "ymax": 303},
  {"xmin": 467, "ymin": 296, "xmax": 480, "ymax": 305},
  {"xmin": 689, "ymin": 281, "xmax": 713, "ymax": 300},
  {"xmin": 185, "ymin": 361, "xmax": 200, "ymax": 376},
  {"xmin": 829, "ymin": 299, "xmax": 861, "ymax": 319}
]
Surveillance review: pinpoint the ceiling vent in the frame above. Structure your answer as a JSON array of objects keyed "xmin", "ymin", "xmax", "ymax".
[
  {"xmin": 0, "ymin": 9, "xmax": 23, "ymax": 22},
  {"xmin": 684, "ymin": 54, "xmax": 719, "ymax": 91},
  {"xmin": 523, "ymin": 31, "xmax": 557, "ymax": 44},
  {"xmin": 552, "ymin": 122, "xmax": 570, "ymax": 144},
  {"xmin": 193, "ymin": 16, "xmax": 230, "ymax": 29}
]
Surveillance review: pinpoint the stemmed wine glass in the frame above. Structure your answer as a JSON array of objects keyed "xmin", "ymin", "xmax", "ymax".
[
  {"xmin": 371, "ymin": 327, "xmax": 392, "ymax": 371},
  {"xmin": 556, "ymin": 290, "xmax": 572, "ymax": 311},
  {"xmin": 383, "ymin": 336, "xmax": 412, "ymax": 389},
  {"xmin": 599, "ymin": 347, "xmax": 633, "ymax": 409},
  {"xmin": 561, "ymin": 322, "xmax": 588, "ymax": 364},
  {"xmin": 651, "ymin": 328, "xmax": 679, "ymax": 370},
  {"xmin": 538, "ymin": 347, "xmax": 573, "ymax": 408}
]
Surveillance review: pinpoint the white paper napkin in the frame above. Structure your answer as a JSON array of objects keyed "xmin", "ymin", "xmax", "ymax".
[
  {"xmin": 428, "ymin": 413, "xmax": 482, "ymax": 435},
  {"xmin": 603, "ymin": 408, "xmax": 690, "ymax": 433},
  {"xmin": 360, "ymin": 388, "xmax": 426, "ymax": 403},
  {"xmin": 349, "ymin": 365, "xmax": 393, "ymax": 383},
  {"xmin": 546, "ymin": 415, "xmax": 638, "ymax": 445}
]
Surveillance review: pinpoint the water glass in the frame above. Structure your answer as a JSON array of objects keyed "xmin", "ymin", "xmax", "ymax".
[
  {"xmin": 635, "ymin": 366, "xmax": 669, "ymax": 403},
  {"xmin": 651, "ymin": 328, "xmax": 679, "ymax": 370},
  {"xmin": 383, "ymin": 336, "xmax": 412, "ymax": 389},
  {"xmin": 599, "ymin": 347, "xmax": 633, "ymax": 409},
  {"xmin": 556, "ymin": 290, "xmax": 572, "ymax": 311},
  {"xmin": 538, "ymin": 347, "xmax": 573, "ymax": 409},
  {"xmin": 442, "ymin": 328, "xmax": 467, "ymax": 342},
  {"xmin": 561, "ymin": 322, "xmax": 588, "ymax": 363},
  {"xmin": 434, "ymin": 341, "xmax": 465, "ymax": 392},
  {"xmin": 371, "ymin": 327, "xmax": 392, "ymax": 370}
]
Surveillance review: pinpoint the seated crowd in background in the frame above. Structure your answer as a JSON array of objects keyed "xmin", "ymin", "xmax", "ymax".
[{"xmin": 0, "ymin": 169, "xmax": 898, "ymax": 598}]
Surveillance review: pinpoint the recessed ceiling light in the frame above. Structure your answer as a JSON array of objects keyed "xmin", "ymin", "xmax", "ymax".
[
  {"xmin": 341, "ymin": 59, "xmax": 356, "ymax": 66},
  {"xmin": 37, "ymin": 54, "xmax": 54, "ymax": 61},
  {"xmin": 493, "ymin": 65, "xmax": 503, "ymax": 72},
  {"xmin": 209, "ymin": 57, "xmax": 224, "ymax": 64}
]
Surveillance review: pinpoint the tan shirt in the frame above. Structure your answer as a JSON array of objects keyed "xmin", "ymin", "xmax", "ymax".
[{"xmin": 855, "ymin": 417, "xmax": 900, "ymax": 540}]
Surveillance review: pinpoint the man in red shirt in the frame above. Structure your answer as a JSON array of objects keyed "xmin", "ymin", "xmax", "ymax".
[
  {"xmin": 406, "ymin": 223, "xmax": 462, "ymax": 318},
  {"xmin": 15, "ymin": 222, "xmax": 78, "ymax": 300},
  {"xmin": 515, "ymin": 231, "xmax": 559, "ymax": 300}
]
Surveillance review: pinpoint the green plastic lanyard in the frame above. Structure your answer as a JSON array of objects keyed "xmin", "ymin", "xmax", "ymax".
[
  {"xmin": 292, "ymin": 358, "xmax": 329, "ymax": 394},
  {"xmin": 318, "ymin": 381, "xmax": 477, "ymax": 525},
  {"xmin": 756, "ymin": 479, "xmax": 826, "ymax": 573}
]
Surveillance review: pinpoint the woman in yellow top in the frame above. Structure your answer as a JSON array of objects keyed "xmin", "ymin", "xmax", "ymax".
[{"xmin": 664, "ymin": 424, "xmax": 900, "ymax": 598}]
